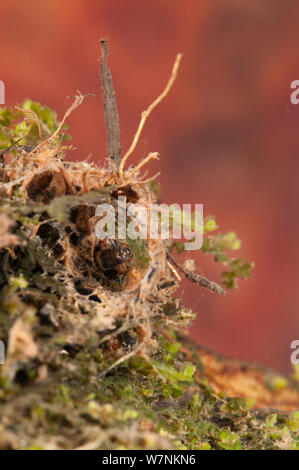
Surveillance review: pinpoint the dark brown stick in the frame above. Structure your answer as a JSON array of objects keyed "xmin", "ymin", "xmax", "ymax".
[
  {"xmin": 167, "ymin": 252, "xmax": 226, "ymax": 295},
  {"xmin": 99, "ymin": 39, "xmax": 121, "ymax": 169},
  {"xmin": 0, "ymin": 144, "xmax": 36, "ymax": 167}
]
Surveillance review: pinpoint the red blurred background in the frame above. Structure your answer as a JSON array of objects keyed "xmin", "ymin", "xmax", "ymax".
[{"xmin": 1, "ymin": 0, "xmax": 298, "ymax": 373}]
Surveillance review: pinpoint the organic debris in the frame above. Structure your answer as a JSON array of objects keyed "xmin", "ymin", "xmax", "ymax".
[{"xmin": 0, "ymin": 44, "xmax": 297, "ymax": 450}]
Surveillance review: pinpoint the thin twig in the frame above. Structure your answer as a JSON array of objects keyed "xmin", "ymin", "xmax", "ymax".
[
  {"xmin": 0, "ymin": 144, "xmax": 36, "ymax": 167},
  {"xmin": 167, "ymin": 260, "xmax": 182, "ymax": 281},
  {"xmin": 127, "ymin": 151, "xmax": 159, "ymax": 178},
  {"xmin": 132, "ymin": 172, "xmax": 161, "ymax": 184},
  {"xmin": 167, "ymin": 252, "xmax": 226, "ymax": 295},
  {"xmin": 0, "ymin": 144, "xmax": 35, "ymax": 156},
  {"xmin": 99, "ymin": 39, "xmax": 121, "ymax": 169},
  {"xmin": 119, "ymin": 53, "xmax": 182, "ymax": 179}
]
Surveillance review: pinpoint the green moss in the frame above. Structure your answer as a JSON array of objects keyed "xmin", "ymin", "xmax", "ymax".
[
  {"xmin": 0, "ymin": 100, "xmax": 297, "ymax": 450},
  {"xmin": 0, "ymin": 320, "xmax": 298, "ymax": 449},
  {"xmin": 0, "ymin": 100, "xmax": 70, "ymax": 149}
]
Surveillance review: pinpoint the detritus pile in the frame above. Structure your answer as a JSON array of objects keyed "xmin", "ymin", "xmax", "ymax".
[{"xmin": 0, "ymin": 45, "xmax": 297, "ymax": 450}]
